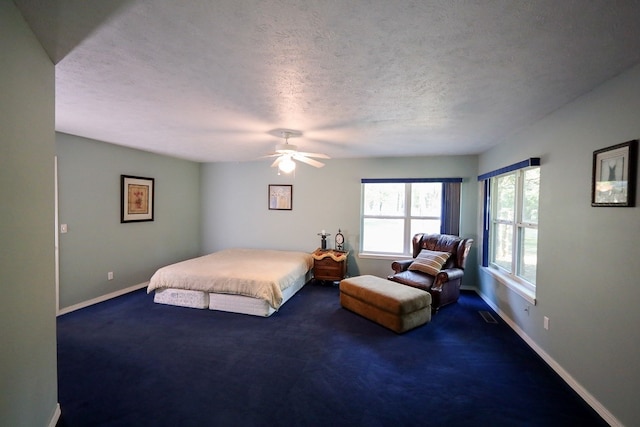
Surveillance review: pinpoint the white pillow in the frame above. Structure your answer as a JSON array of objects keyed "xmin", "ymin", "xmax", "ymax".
[{"xmin": 408, "ymin": 249, "xmax": 451, "ymax": 276}]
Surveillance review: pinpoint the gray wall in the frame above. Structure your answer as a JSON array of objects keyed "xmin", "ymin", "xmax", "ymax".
[
  {"xmin": 56, "ymin": 133, "xmax": 202, "ymax": 309},
  {"xmin": 0, "ymin": 2, "xmax": 58, "ymax": 426},
  {"xmin": 478, "ymin": 64, "xmax": 640, "ymax": 427},
  {"xmin": 201, "ymin": 155, "xmax": 479, "ymax": 285}
]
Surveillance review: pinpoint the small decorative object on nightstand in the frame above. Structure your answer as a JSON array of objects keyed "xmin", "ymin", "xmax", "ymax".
[
  {"xmin": 335, "ymin": 229, "xmax": 344, "ymax": 251},
  {"xmin": 311, "ymin": 248, "xmax": 348, "ymax": 284},
  {"xmin": 317, "ymin": 230, "xmax": 331, "ymax": 250}
]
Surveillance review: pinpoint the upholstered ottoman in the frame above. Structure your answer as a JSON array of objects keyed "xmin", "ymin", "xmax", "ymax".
[{"xmin": 339, "ymin": 275, "xmax": 431, "ymax": 333}]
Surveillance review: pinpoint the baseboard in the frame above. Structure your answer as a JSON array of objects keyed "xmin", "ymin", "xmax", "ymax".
[
  {"xmin": 57, "ymin": 282, "xmax": 149, "ymax": 316},
  {"xmin": 474, "ymin": 290, "xmax": 622, "ymax": 427},
  {"xmin": 49, "ymin": 403, "xmax": 60, "ymax": 427}
]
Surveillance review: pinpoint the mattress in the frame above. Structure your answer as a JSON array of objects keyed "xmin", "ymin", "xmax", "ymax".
[
  {"xmin": 148, "ymin": 249, "xmax": 313, "ymax": 316},
  {"xmin": 147, "ymin": 248, "xmax": 313, "ymax": 309}
]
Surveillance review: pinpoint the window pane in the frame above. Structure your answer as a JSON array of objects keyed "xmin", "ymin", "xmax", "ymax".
[
  {"xmin": 495, "ymin": 174, "xmax": 515, "ymax": 221},
  {"xmin": 363, "ymin": 183, "xmax": 405, "ymax": 216},
  {"xmin": 518, "ymin": 227, "xmax": 537, "ymax": 284},
  {"xmin": 522, "ymin": 168, "xmax": 540, "ymax": 223},
  {"xmin": 411, "ymin": 183, "xmax": 441, "ymax": 217},
  {"xmin": 492, "ymin": 222, "xmax": 513, "ymax": 272},
  {"xmin": 410, "ymin": 219, "xmax": 441, "ymax": 236},
  {"xmin": 362, "ymin": 218, "xmax": 404, "ymax": 253}
]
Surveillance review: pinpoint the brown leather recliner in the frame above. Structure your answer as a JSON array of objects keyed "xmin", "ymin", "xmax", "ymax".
[{"xmin": 388, "ymin": 233, "xmax": 473, "ymax": 313}]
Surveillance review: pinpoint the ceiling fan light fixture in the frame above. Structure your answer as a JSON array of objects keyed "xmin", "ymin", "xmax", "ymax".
[
  {"xmin": 264, "ymin": 128, "xmax": 328, "ymax": 173},
  {"xmin": 278, "ymin": 155, "xmax": 296, "ymax": 173}
]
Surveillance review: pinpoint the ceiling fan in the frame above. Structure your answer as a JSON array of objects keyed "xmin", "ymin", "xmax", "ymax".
[{"xmin": 264, "ymin": 130, "xmax": 330, "ymax": 173}]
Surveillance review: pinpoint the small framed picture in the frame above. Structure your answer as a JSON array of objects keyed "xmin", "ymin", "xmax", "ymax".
[
  {"xmin": 268, "ymin": 185, "xmax": 292, "ymax": 210},
  {"xmin": 591, "ymin": 140, "xmax": 637, "ymax": 207},
  {"xmin": 121, "ymin": 175, "xmax": 155, "ymax": 222}
]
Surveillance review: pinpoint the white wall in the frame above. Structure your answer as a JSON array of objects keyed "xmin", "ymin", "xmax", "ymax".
[
  {"xmin": 0, "ymin": 2, "xmax": 58, "ymax": 426},
  {"xmin": 201, "ymin": 155, "xmax": 478, "ymax": 285},
  {"xmin": 478, "ymin": 64, "xmax": 640, "ymax": 427}
]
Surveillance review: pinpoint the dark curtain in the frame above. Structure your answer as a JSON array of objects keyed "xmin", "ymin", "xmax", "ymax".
[{"xmin": 441, "ymin": 182, "xmax": 461, "ymax": 235}]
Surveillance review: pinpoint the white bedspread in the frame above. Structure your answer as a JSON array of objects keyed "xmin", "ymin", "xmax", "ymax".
[{"xmin": 147, "ymin": 248, "xmax": 313, "ymax": 309}]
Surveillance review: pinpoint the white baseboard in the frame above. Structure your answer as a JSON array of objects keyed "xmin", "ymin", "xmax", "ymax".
[
  {"xmin": 48, "ymin": 403, "xmax": 60, "ymax": 427},
  {"xmin": 57, "ymin": 282, "xmax": 149, "ymax": 316},
  {"xmin": 475, "ymin": 290, "xmax": 622, "ymax": 427}
]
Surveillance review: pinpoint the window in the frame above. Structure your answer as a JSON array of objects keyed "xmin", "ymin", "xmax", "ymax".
[
  {"xmin": 360, "ymin": 178, "xmax": 461, "ymax": 256},
  {"xmin": 479, "ymin": 158, "xmax": 540, "ymax": 300}
]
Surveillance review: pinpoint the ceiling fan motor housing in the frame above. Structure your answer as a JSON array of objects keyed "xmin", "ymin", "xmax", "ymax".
[{"xmin": 275, "ymin": 143, "xmax": 298, "ymax": 153}]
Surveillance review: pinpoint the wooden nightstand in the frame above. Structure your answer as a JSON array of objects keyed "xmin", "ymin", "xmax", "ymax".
[{"xmin": 311, "ymin": 249, "xmax": 348, "ymax": 284}]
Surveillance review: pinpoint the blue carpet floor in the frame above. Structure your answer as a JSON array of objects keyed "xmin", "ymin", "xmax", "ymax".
[{"xmin": 57, "ymin": 284, "xmax": 606, "ymax": 426}]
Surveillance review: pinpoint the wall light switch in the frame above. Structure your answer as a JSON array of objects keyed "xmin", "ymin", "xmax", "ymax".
[
  {"xmin": 108, "ymin": 272, "xmax": 114, "ymax": 281},
  {"xmin": 60, "ymin": 224, "xmax": 68, "ymax": 233},
  {"xmin": 544, "ymin": 316, "xmax": 550, "ymax": 330}
]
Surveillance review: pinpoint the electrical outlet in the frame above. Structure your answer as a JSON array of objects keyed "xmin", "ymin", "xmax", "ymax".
[
  {"xmin": 108, "ymin": 272, "xmax": 114, "ymax": 281},
  {"xmin": 544, "ymin": 316, "xmax": 550, "ymax": 330}
]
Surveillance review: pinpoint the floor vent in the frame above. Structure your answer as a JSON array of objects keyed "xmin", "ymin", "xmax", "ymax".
[{"xmin": 479, "ymin": 311, "xmax": 498, "ymax": 324}]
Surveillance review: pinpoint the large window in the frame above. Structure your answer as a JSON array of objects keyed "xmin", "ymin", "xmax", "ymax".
[
  {"xmin": 480, "ymin": 159, "xmax": 540, "ymax": 300},
  {"xmin": 360, "ymin": 179, "xmax": 461, "ymax": 256}
]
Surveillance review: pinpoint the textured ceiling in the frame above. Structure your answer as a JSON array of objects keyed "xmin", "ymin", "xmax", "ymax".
[{"xmin": 15, "ymin": 0, "xmax": 640, "ymax": 163}]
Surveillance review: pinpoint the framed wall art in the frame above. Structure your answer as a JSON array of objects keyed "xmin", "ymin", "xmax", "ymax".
[
  {"xmin": 591, "ymin": 140, "xmax": 637, "ymax": 207},
  {"xmin": 268, "ymin": 184, "xmax": 292, "ymax": 210},
  {"xmin": 121, "ymin": 175, "xmax": 155, "ymax": 222}
]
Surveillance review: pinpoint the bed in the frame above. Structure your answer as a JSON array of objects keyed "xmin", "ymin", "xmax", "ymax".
[{"xmin": 147, "ymin": 248, "xmax": 314, "ymax": 317}]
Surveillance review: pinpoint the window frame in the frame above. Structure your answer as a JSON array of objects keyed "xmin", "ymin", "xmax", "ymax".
[
  {"xmin": 359, "ymin": 178, "xmax": 461, "ymax": 258},
  {"xmin": 479, "ymin": 158, "xmax": 540, "ymax": 303},
  {"xmin": 489, "ymin": 168, "xmax": 538, "ymax": 291}
]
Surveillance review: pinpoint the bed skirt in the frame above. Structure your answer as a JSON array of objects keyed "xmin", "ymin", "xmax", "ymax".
[
  {"xmin": 153, "ymin": 288, "xmax": 209, "ymax": 309},
  {"xmin": 152, "ymin": 273, "xmax": 310, "ymax": 317}
]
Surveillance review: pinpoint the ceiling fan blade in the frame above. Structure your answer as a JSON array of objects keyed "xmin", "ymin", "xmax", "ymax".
[
  {"xmin": 270, "ymin": 156, "xmax": 283, "ymax": 168},
  {"xmin": 296, "ymin": 151, "xmax": 330, "ymax": 159},
  {"xmin": 293, "ymin": 154, "xmax": 325, "ymax": 168}
]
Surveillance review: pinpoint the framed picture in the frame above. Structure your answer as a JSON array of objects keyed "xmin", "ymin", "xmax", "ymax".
[
  {"xmin": 268, "ymin": 184, "xmax": 292, "ymax": 210},
  {"xmin": 591, "ymin": 140, "xmax": 637, "ymax": 207},
  {"xmin": 121, "ymin": 175, "xmax": 155, "ymax": 222}
]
